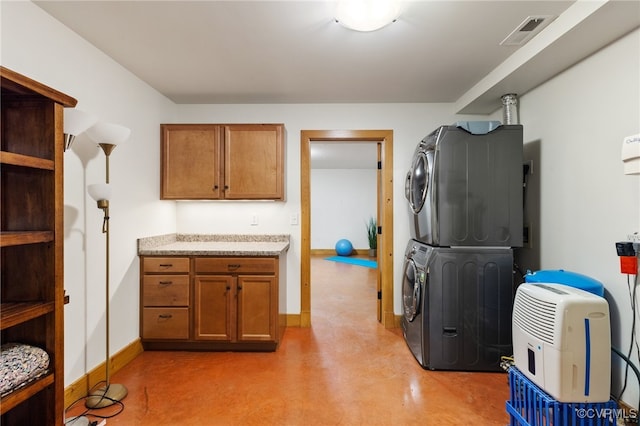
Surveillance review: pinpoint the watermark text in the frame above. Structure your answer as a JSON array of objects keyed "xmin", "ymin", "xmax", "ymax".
[{"xmin": 575, "ymin": 407, "xmax": 638, "ymax": 423}]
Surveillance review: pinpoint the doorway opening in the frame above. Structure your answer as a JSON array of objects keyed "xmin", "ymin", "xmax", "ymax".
[{"xmin": 300, "ymin": 130, "xmax": 394, "ymax": 328}]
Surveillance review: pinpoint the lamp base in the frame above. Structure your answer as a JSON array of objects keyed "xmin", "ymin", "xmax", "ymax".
[{"xmin": 85, "ymin": 383, "xmax": 128, "ymax": 408}]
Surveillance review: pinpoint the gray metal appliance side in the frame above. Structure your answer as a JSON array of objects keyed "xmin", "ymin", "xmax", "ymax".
[
  {"xmin": 413, "ymin": 124, "xmax": 523, "ymax": 247},
  {"xmin": 423, "ymin": 246, "xmax": 514, "ymax": 371}
]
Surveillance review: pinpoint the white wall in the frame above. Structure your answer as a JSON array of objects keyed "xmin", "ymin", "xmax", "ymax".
[
  {"xmin": 514, "ymin": 29, "xmax": 640, "ymax": 408},
  {"xmin": 311, "ymin": 168, "xmax": 377, "ymax": 250},
  {"xmin": 1, "ymin": 1, "xmax": 177, "ymax": 386}
]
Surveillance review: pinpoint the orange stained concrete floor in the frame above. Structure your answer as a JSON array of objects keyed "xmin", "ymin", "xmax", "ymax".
[{"xmin": 66, "ymin": 255, "xmax": 510, "ymax": 425}]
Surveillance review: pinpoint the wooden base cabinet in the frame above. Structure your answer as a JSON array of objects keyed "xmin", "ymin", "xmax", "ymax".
[
  {"xmin": 194, "ymin": 275, "xmax": 280, "ymax": 342},
  {"xmin": 141, "ymin": 255, "xmax": 284, "ymax": 351},
  {"xmin": 141, "ymin": 257, "xmax": 190, "ymax": 340}
]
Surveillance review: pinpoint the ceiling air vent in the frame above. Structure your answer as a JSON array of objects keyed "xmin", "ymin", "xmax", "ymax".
[{"xmin": 500, "ymin": 15, "xmax": 555, "ymax": 46}]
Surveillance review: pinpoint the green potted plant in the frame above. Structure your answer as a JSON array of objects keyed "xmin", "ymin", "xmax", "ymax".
[{"xmin": 366, "ymin": 216, "xmax": 377, "ymax": 257}]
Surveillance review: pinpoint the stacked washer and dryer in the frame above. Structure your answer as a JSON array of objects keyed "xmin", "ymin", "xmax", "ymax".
[{"xmin": 402, "ymin": 122, "xmax": 523, "ymax": 371}]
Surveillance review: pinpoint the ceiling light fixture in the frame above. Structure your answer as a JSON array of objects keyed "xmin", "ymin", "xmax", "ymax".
[{"xmin": 335, "ymin": 0, "xmax": 402, "ymax": 32}]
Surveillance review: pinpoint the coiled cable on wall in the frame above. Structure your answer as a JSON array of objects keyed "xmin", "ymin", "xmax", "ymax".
[
  {"xmin": 612, "ymin": 346, "xmax": 640, "ymax": 410},
  {"xmin": 614, "ymin": 272, "xmax": 640, "ymax": 410}
]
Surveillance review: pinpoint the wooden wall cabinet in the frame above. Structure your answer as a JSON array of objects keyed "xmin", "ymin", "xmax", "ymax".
[
  {"xmin": 160, "ymin": 124, "xmax": 284, "ymax": 200},
  {"xmin": 1, "ymin": 67, "xmax": 76, "ymax": 425},
  {"xmin": 140, "ymin": 255, "xmax": 283, "ymax": 351}
]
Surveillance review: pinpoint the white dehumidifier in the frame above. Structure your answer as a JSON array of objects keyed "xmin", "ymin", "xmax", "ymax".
[{"xmin": 512, "ymin": 283, "xmax": 610, "ymax": 402}]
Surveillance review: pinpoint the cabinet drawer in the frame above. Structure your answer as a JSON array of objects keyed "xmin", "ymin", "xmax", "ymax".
[
  {"xmin": 143, "ymin": 275, "xmax": 189, "ymax": 306},
  {"xmin": 142, "ymin": 308, "xmax": 189, "ymax": 339},
  {"xmin": 143, "ymin": 257, "xmax": 190, "ymax": 273},
  {"xmin": 195, "ymin": 257, "xmax": 276, "ymax": 274}
]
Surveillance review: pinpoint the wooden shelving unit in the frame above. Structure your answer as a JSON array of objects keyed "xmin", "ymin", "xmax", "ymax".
[{"xmin": 1, "ymin": 66, "xmax": 76, "ymax": 425}]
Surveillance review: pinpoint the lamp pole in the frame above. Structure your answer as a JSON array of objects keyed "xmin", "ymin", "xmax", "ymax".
[
  {"xmin": 102, "ymin": 145, "xmax": 112, "ymax": 390},
  {"xmin": 86, "ymin": 133, "xmax": 129, "ymax": 409}
]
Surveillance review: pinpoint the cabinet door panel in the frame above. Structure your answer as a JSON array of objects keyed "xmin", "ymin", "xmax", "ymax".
[
  {"xmin": 224, "ymin": 125, "xmax": 283, "ymax": 200},
  {"xmin": 237, "ymin": 275, "xmax": 276, "ymax": 341},
  {"xmin": 161, "ymin": 125, "xmax": 221, "ymax": 199},
  {"xmin": 195, "ymin": 275, "xmax": 234, "ymax": 341}
]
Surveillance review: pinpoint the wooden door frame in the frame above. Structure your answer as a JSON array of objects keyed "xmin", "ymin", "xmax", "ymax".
[{"xmin": 300, "ymin": 130, "xmax": 394, "ymax": 328}]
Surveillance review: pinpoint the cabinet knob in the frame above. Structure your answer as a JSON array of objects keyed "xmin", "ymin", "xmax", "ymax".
[
  {"xmin": 224, "ymin": 185, "xmax": 229, "ymax": 190},
  {"xmin": 237, "ymin": 285, "xmax": 242, "ymax": 290},
  {"xmin": 226, "ymin": 285, "xmax": 231, "ymax": 290},
  {"xmin": 213, "ymin": 185, "xmax": 219, "ymax": 190}
]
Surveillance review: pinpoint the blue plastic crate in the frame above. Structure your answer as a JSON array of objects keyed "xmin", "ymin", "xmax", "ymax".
[{"xmin": 506, "ymin": 367, "xmax": 618, "ymax": 426}]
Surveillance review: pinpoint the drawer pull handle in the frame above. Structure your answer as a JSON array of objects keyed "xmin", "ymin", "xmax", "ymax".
[
  {"xmin": 159, "ymin": 263, "xmax": 173, "ymax": 268},
  {"xmin": 228, "ymin": 264, "xmax": 241, "ymax": 270},
  {"xmin": 158, "ymin": 314, "xmax": 173, "ymax": 319},
  {"xmin": 159, "ymin": 281, "xmax": 173, "ymax": 285}
]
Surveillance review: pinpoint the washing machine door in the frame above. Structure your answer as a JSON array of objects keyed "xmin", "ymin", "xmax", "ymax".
[
  {"xmin": 408, "ymin": 147, "xmax": 434, "ymax": 214},
  {"xmin": 402, "ymin": 257, "xmax": 421, "ymax": 322}
]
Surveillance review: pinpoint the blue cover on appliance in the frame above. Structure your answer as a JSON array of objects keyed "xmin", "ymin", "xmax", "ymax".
[
  {"xmin": 454, "ymin": 121, "xmax": 501, "ymax": 134},
  {"xmin": 524, "ymin": 269, "xmax": 604, "ymax": 297}
]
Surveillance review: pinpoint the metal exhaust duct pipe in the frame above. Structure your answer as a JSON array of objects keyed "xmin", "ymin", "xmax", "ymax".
[{"xmin": 501, "ymin": 93, "xmax": 519, "ymax": 125}]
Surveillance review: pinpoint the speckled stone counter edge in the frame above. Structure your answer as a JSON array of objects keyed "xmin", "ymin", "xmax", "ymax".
[{"xmin": 137, "ymin": 234, "xmax": 290, "ymax": 255}]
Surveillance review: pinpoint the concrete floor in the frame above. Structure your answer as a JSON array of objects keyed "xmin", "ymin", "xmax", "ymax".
[{"xmin": 66, "ymin": 255, "xmax": 510, "ymax": 425}]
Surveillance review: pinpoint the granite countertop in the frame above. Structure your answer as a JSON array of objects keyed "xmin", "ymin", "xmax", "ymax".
[{"xmin": 138, "ymin": 234, "xmax": 290, "ymax": 256}]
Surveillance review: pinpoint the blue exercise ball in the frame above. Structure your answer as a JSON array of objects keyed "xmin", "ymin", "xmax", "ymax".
[{"xmin": 335, "ymin": 239, "xmax": 353, "ymax": 256}]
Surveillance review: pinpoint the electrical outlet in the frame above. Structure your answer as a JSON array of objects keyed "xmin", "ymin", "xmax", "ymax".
[
  {"xmin": 625, "ymin": 232, "xmax": 640, "ymax": 255},
  {"xmin": 251, "ymin": 214, "xmax": 258, "ymax": 226}
]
